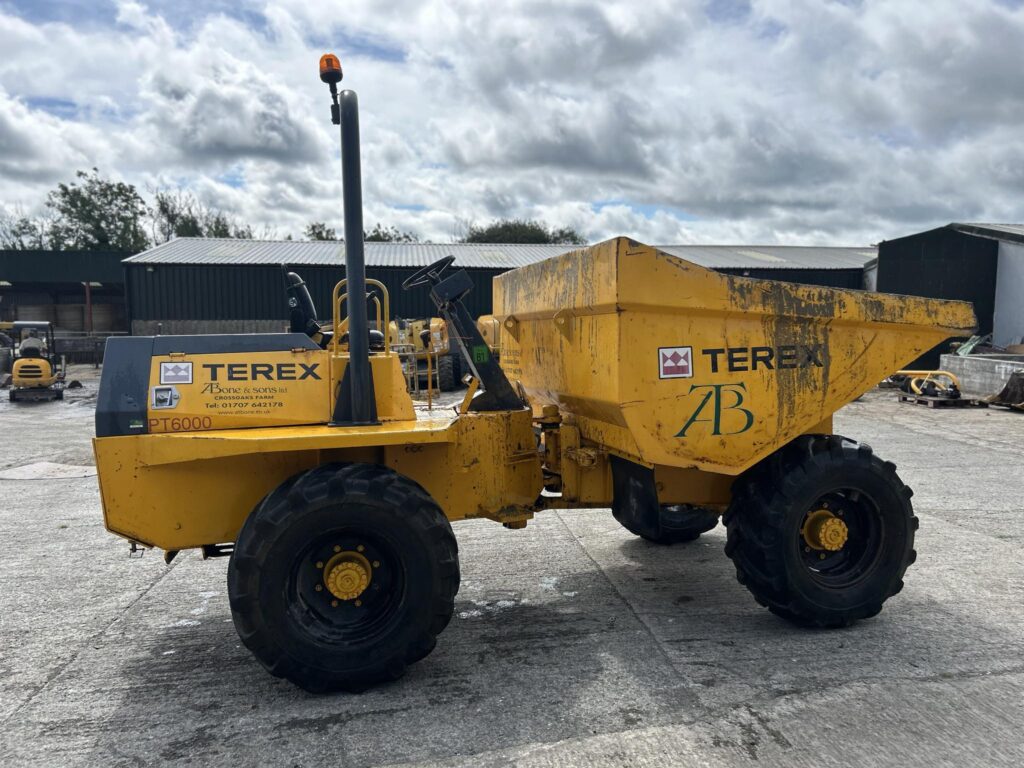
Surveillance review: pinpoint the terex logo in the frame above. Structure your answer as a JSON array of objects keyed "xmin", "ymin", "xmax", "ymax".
[
  {"xmin": 202, "ymin": 363, "xmax": 321, "ymax": 381},
  {"xmin": 701, "ymin": 345, "xmax": 824, "ymax": 373}
]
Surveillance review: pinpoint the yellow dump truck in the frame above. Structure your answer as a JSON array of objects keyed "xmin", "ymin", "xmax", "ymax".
[{"xmin": 91, "ymin": 54, "xmax": 976, "ymax": 693}]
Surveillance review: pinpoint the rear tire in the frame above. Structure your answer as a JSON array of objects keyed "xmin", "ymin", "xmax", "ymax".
[
  {"xmin": 437, "ymin": 354, "xmax": 457, "ymax": 392},
  {"xmin": 631, "ymin": 505, "xmax": 719, "ymax": 545},
  {"xmin": 228, "ymin": 463, "xmax": 460, "ymax": 693},
  {"xmin": 724, "ymin": 435, "xmax": 916, "ymax": 628}
]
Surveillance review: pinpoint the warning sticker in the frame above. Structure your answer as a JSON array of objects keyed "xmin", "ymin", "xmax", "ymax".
[
  {"xmin": 658, "ymin": 347, "xmax": 693, "ymax": 379},
  {"xmin": 160, "ymin": 361, "xmax": 193, "ymax": 385}
]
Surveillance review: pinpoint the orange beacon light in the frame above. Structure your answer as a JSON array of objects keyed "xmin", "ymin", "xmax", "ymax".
[
  {"xmin": 320, "ymin": 53, "xmax": 344, "ymax": 124},
  {"xmin": 319, "ymin": 53, "xmax": 343, "ymax": 84}
]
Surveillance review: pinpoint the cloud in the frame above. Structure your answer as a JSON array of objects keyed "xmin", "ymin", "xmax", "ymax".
[
  {"xmin": 0, "ymin": 88, "xmax": 110, "ymax": 184},
  {"xmin": 0, "ymin": 0, "xmax": 1022, "ymax": 245},
  {"xmin": 144, "ymin": 57, "xmax": 324, "ymax": 165}
]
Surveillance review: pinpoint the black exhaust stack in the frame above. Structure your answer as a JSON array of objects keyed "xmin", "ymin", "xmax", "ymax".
[{"xmin": 321, "ymin": 53, "xmax": 377, "ymax": 426}]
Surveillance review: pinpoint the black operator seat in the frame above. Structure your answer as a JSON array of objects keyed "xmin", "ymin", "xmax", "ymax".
[
  {"xmin": 284, "ymin": 270, "xmax": 333, "ymax": 349},
  {"xmin": 285, "ymin": 270, "xmax": 388, "ymax": 352}
]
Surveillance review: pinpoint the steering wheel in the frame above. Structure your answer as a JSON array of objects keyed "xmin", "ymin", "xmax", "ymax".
[{"xmin": 402, "ymin": 255, "xmax": 456, "ymax": 290}]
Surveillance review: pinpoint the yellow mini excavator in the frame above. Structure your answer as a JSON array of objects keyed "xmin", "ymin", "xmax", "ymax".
[{"xmin": 4, "ymin": 321, "xmax": 65, "ymax": 402}]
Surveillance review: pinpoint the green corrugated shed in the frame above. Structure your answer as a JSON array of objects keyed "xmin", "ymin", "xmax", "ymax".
[{"xmin": 0, "ymin": 250, "xmax": 126, "ymax": 284}]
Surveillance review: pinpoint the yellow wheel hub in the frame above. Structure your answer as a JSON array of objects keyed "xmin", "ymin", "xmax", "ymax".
[
  {"xmin": 323, "ymin": 550, "xmax": 372, "ymax": 600},
  {"xmin": 802, "ymin": 509, "xmax": 849, "ymax": 552}
]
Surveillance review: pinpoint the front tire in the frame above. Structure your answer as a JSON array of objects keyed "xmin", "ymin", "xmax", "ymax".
[
  {"xmin": 228, "ymin": 463, "xmax": 460, "ymax": 692},
  {"xmin": 724, "ymin": 436, "xmax": 917, "ymax": 628}
]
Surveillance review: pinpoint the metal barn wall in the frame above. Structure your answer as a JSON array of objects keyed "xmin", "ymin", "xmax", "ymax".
[
  {"xmin": 993, "ymin": 241, "xmax": 1024, "ymax": 347},
  {"xmin": 0, "ymin": 250, "xmax": 128, "ymax": 328},
  {"xmin": 126, "ymin": 264, "xmax": 500, "ymax": 334},
  {"xmin": 716, "ymin": 267, "xmax": 864, "ymax": 290},
  {"xmin": 127, "ymin": 261, "xmax": 868, "ymax": 335},
  {"xmin": 0, "ymin": 250, "xmax": 126, "ymax": 283},
  {"xmin": 877, "ymin": 227, "xmax": 997, "ymax": 368},
  {"xmin": 123, "ymin": 262, "xmax": 868, "ymax": 333}
]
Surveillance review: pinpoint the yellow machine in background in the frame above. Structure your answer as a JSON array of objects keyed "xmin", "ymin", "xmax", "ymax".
[
  {"xmin": 476, "ymin": 314, "xmax": 501, "ymax": 357},
  {"xmin": 92, "ymin": 54, "xmax": 977, "ymax": 694},
  {"xmin": 387, "ymin": 316, "xmax": 461, "ymax": 391},
  {"xmin": 4, "ymin": 321, "xmax": 65, "ymax": 402}
]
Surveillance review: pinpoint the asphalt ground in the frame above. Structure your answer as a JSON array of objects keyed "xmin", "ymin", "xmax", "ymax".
[{"xmin": 1, "ymin": 372, "xmax": 1022, "ymax": 767}]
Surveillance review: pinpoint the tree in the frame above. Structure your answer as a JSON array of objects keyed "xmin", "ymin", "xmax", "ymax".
[
  {"xmin": 151, "ymin": 189, "xmax": 255, "ymax": 243},
  {"xmin": 303, "ymin": 222, "xmax": 419, "ymax": 242},
  {"xmin": 46, "ymin": 168, "xmax": 149, "ymax": 252},
  {"xmin": 364, "ymin": 223, "xmax": 418, "ymax": 242},
  {"xmin": 304, "ymin": 221, "xmax": 339, "ymax": 241},
  {"xmin": 549, "ymin": 226, "xmax": 588, "ymax": 245},
  {"xmin": 461, "ymin": 218, "xmax": 586, "ymax": 245},
  {"xmin": 0, "ymin": 207, "xmax": 49, "ymax": 250}
]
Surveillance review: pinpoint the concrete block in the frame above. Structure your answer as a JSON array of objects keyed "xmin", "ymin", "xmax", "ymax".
[{"xmin": 940, "ymin": 353, "xmax": 1024, "ymax": 396}]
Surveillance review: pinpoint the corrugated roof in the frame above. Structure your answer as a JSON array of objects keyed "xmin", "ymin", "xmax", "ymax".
[
  {"xmin": 952, "ymin": 223, "xmax": 1024, "ymax": 244},
  {"xmin": 124, "ymin": 238, "xmax": 875, "ymax": 271},
  {"xmin": 655, "ymin": 245, "xmax": 875, "ymax": 270}
]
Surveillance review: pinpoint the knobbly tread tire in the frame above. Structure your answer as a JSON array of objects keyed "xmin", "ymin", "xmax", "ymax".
[
  {"xmin": 228, "ymin": 463, "xmax": 460, "ymax": 693},
  {"xmin": 723, "ymin": 435, "xmax": 917, "ymax": 628},
  {"xmin": 637, "ymin": 505, "xmax": 720, "ymax": 545},
  {"xmin": 437, "ymin": 354, "xmax": 457, "ymax": 392}
]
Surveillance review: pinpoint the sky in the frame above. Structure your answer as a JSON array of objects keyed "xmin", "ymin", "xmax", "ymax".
[{"xmin": 0, "ymin": 0, "xmax": 1023, "ymax": 246}]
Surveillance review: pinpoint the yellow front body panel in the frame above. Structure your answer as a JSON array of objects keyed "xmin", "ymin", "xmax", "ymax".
[
  {"xmin": 147, "ymin": 350, "xmax": 413, "ymax": 433},
  {"xmin": 495, "ymin": 238, "xmax": 976, "ymax": 475},
  {"xmin": 148, "ymin": 350, "xmax": 329, "ymax": 432},
  {"xmin": 94, "ymin": 409, "xmax": 543, "ymax": 550}
]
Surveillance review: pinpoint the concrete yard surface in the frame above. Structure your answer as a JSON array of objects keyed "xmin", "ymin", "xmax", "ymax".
[{"xmin": 0, "ymin": 381, "xmax": 1022, "ymax": 767}]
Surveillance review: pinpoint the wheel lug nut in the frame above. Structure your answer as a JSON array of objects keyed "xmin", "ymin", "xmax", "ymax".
[
  {"xmin": 819, "ymin": 553, "xmax": 826, "ymax": 560},
  {"xmin": 357, "ymin": 545, "xmax": 365, "ymax": 553},
  {"xmin": 316, "ymin": 561, "xmax": 323, "ymax": 569},
  {"xmin": 355, "ymin": 600, "xmax": 362, "ymax": 607},
  {"xmin": 333, "ymin": 545, "xmax": 341, "ymax": 553},
  {"xmin": 372, "ymin": 560, "xmax": 380, "ymax": 568},
  {"xmin": 331, "ymin": 600, "xmax": 339, "ymax": 607},
  {"xmin": 315, "ymin": 584, "xmax": 322, "ymax": 592}
]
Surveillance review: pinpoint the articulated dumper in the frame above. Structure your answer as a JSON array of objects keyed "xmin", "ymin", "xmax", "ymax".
[{"xmin": 93, "ymin": 55, "xmax": 976, "ymax": 692}]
